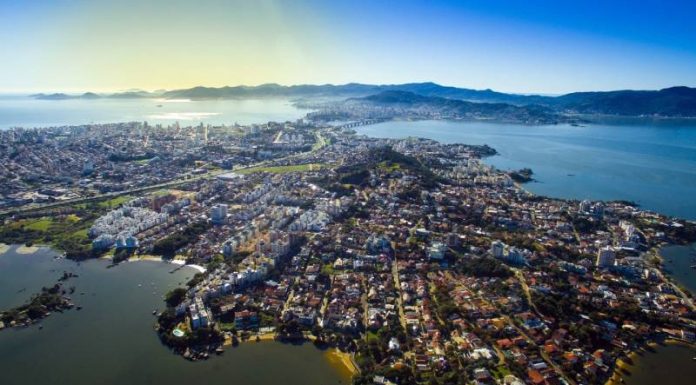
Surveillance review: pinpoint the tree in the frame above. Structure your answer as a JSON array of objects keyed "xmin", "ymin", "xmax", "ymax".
[{"xmin": 165, "ymin": 288, "xmax": 187, "ymax": 308}]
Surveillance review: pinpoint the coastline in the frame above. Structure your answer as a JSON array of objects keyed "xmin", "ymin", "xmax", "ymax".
[
  {"xmin": 0, "ymin": 243, "xmax": 9, "ymax": 254},
  {"xmin": 605, "ymin": 339, "xmax": 696, "ymax": 385},
  {"xmin": 236, "ymin": 331, "xmax": 358, "ymax": 378},
  {"xmin": 15, "ymin": 245, "xmax": 41, "ymax": 254},
  {"xmin": 100, "ymin": 253, "xmax": 207, "ymax": 273}
]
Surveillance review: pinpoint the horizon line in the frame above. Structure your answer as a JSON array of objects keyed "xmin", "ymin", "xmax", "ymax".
[{"xmin": 0, "ymin": 81, "xmax": 693, "ymax": 97}]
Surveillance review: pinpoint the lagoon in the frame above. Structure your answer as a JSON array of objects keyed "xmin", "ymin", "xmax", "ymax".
[
  {"xmin": 356, "ymin": 119, "xmax": 696, "ymax": 220},
  {"xmin": 0, "ymin": 246, "xmax": 347, "ymax": 385}
]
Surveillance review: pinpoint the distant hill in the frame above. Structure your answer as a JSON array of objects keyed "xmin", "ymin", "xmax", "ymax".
[
  {"xmin": 32, "ymin": 91, "xmax": 158, "ymax": 100},
  {"xmin": 160, "ymin": 82, "xmax": 546, "ymax": 104},
  {"xmin": 330, "ymin": 90, "xmax": 566, "ymax": 124},
  {"xmin": 553, "ymin": 86, "xmax": 696, "ymax": 117},
  {"xmin": 31, "ymin": 83, "xmax": 696, "ymax": 117}
]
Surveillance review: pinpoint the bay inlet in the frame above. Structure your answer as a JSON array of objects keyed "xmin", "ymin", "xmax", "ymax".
[{"xmin": 0, "ymin": 246, "xmax": 348, "ymax": 385}]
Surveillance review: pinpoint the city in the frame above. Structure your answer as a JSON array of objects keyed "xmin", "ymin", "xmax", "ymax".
[
  {"xmin": 2, "ymin": 1, "xmax": 696, "ymax": 385},
  {"xmin": 2, "ymin": 116, "xmax": 694, "ymax": 385}
]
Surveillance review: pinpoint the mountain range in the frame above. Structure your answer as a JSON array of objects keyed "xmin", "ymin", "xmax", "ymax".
[{"xmin": 32, "ymin": 82, "xmax": 696, "ymax": 118}]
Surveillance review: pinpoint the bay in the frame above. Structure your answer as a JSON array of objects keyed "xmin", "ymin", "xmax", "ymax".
[
  {"xmin": 0, "ymin": 246, "xmax": 347, "ymax": 385},
  {"xmin": 615, "ymin": 343, "xmax": 696, "ymax": 385},
  {"xmin": 356, "ymin": 119, "xmax": 696, "ymax": 220},
  {"xmin": 0, "ymin": 95, "xmax": 304, "ymax": 129},
  {"xmin": 661, "ymin": 242, "xmax": 696, "ymax": 294}
]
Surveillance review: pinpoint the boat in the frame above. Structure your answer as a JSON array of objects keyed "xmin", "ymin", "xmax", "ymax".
[
  {"xmin": 156, "ymin": 104, "xmax": 163, "ymax": 107},
  {"xmin": 152, "ymin": 309, "xmax": 157, "ymax": 315}
]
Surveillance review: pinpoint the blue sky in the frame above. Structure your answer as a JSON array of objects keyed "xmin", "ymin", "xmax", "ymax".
[{"xmin": 1, "ymin": 0, "xmax": 695, "ymax": 93}]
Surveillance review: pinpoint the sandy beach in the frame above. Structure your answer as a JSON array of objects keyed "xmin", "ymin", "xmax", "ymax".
[
  {"xmin": 0, "ymin": 243, "xmax": 9, "ymax": 255},
  {"xmin": 15, "ymin": 245, "xmax": 40, "ymax": 254},
  {"xmin": 236, "ymin": 332, "xmax": 358, "ymax": 378},
  {"xmin": 100, "ymin": 253, "xmax": 207, "ymax": 273},
  {"xmin": 324, "ymin": 348, "xmax": 359, "ymax": 379}
]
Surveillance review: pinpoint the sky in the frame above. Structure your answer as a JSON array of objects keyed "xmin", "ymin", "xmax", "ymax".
[{"xmin": 1, "ymin": 0, "xmax": 696, "ymax": 94}]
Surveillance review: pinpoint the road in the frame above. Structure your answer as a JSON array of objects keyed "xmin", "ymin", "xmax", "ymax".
[{"xmin": 1, "ymin": 133, "xmax": 329, "ymax": 218}]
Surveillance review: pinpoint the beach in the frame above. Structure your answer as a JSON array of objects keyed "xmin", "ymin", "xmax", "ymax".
[
  {"xmin": 15, "ymin": 244, "xmax": 40, "ymax": 254},
  {"xmin": 100, "ymin": 253, "xmax": 207, "ymax": 273},
  {"xmin": 325, "ymin": 348, "xmax": 359, "ymax": 380}
]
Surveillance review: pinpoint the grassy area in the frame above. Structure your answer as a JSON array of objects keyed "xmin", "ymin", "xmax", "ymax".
[
  {"xmin": 97, "ymin": 195, "xmax": 131, "ymax": 208},
  {"xmin": 366, "ymin": 330, "xmax": 380, "ymax": 343},
  {"xmin": 23, "ymin": 218, "xmax": 54, "ymax": 231},
  {"xmin": 219, "ymin": 322, "xmax": 237, "ymax": 332},
  {"xmin": 65, "ymin": 214, "xmax": 81, "ymax": 223},
  {"xmin": 321, "ymin": 263, "xmax": 336, "ymax": 275},
  {"xmin": 0, "ymin": 206, "xmax": 105, "ymax": 260},
  {"xmin": 312, "ymin": 132, "xmax": 329, "ymax": 151},
  {"xmin": 377, "ymin": 161, "xmax": 402, "ymax": 173},
  {"xmin": 236, "ymin": 163, "xmax": 327, "ymax": 175}
]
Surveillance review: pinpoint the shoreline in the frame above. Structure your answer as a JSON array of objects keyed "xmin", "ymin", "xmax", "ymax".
[
  {"xmin": 15, "ymin": 244, "xmax": 42, "ymax": 254},
  {"xmin": 100, "ymin": 253, "xmax": 208, "ymax": 273},
  {"xmin": 244, "ymin": 332, "xmax": 359, "ymax": 378},
  {"xmin": 605, "ymin": 339, "xmax": 696, "ymax": 385}
]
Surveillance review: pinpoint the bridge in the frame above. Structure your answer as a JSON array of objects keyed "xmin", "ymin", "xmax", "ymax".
[{"xmin": 336, "ymin": 119, "xmax": 388, "ymax": 129}]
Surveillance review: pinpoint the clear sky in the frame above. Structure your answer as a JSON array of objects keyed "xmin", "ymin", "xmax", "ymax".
[{"xmin": 1, "ymin": 0, "xmax": 695, "ymax": 94}]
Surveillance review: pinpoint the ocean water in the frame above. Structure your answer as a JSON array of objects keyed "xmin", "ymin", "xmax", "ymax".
[
  {"xmin": 661, "ymin": 243, "xmax": 696, "ymax": 294},
  {"xmin": 0, "ymin": 246, "xmax": 346, "ymax": 385},
  {"xmin": 357, "ymin": 119, "xmax": 696, "ymax": 220},
  {"xmin": 0, "ymin": 95, "xmax": 305, "ymax": 128}
]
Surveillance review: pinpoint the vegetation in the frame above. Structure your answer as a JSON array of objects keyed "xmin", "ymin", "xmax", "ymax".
[
  {"xmin": 0, "ymin": 207, "xmax": 105, "ymax": 260},
  {"xmin": 152, "ymin": 221, "xmax": 210, "ymax": 258},
  {"xmin": 1, "ymin": 283, "xmax": 73, "ymax": 326},
  {"xmin": 165, "ymin": 288, "xmax": 188, "ymax": 308},
  {"xmin": 456, "ymin": 257, "xmax": 513, "ymax": 278},
  {"xmin": 509, "ymin": 168, "xmax": 534, "ymax": 183},
  {"xmin": 236, "ymin": 163, "xmax": 326, "ymax": 175}
]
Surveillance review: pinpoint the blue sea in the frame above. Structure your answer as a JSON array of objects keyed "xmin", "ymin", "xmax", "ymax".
[
  {"xmin": 356, "ymin": 119, "xmax": 696, "ymax": 220},
  {"xmin": 0, "ymin": 95, "xmax": 304, "ymax": 128}
]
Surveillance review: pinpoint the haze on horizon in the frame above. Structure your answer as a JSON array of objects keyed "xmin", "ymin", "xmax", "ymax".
[{"xmin": 1, "ymin": 0, "xmax": 696, "ymax": 95}]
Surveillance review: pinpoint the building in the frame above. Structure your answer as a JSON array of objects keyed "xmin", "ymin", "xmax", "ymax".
[
  {"xmin": 428, "ymin": 241, "xmax": 447, "ymax": 260},
  {"xmin": 211, "ymin": 204, "xmax": 228, "ymax": 225},
  {"xmin": 596, "ymin": 246, "xmax": 616, "ymax": 268},
  {"xmin": 490, "ymin": 240, "xmax": 505, "ymax": 258}
]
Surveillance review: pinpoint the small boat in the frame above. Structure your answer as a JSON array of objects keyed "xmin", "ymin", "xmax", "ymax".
[
  {"xmin": 152, "ymin": 310, "xmax": 157, "ymax": 315},
  {"xmin": 691, "ymin": 265, "xmax": 696, "ymax": 269},
  {"xmin": 156, "ymin": 104, "xmax": 163, "ymax": 108}
]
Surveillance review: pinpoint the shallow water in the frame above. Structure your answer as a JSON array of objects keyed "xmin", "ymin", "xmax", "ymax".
[{"xmin": 0, "ymin": 247, "xmax": 347, "ymax": 385}]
